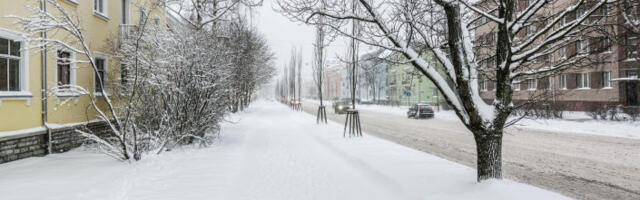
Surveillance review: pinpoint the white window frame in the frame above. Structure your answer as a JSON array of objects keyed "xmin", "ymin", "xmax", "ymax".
[
  {"xmin": 94, "ymin": 0, "xmax": 108, "ymax": 19},
  {"xmin": 527, "ymin": 78, "xmax": 536, "ymax": 91},
  {"xmin": 92, "ymin": 53, "xmax": 108, "ymax": 96},
  {"xmin": 602, "ymin": 71, "xmax": 612, "ymax": 88},
  {"xmin": 492, "ymin": 81, "xmax": 497, "ymax": 91},
  {"xmin": 0, "ymin": 28, "xmax": 30, "ymax": 99},
  {"xmin": 578, "ymin": 39, "xmax": 589, "ymax": 55},
  {"xmin": 602, "ymin": 37, "xmax": 611, "ymax": 53},
  {"xmin": 560, "ymin": 74, "xmax": 567, "ymax": 89},
  {"xmin": 577, "ymin": 72, "xmax": 591, "ymax": 89},
  {"xmin": 544, "ymin": 76, "xmax": 551, "ymax": 90},
  {"xmin": 54, "ymin": 48, "xmax": 78, "ymax": 97},
  {"xmin": 526, "ymin": 24, "xmax": 536, "ymax": 36},
  {"xmin": 558, "ymin": 47, "xmax": 566, "ymax": 59},
  {"xmin": 512, "ymin": 79, "xmax": 520, "ymax": 91},
  {"xmin": 626, "ymin": 37, "xmax": 638, "ymax": 60},
  {"xmin": 480, "ymin": 79, "xmax": 487, "ymax": 91}
]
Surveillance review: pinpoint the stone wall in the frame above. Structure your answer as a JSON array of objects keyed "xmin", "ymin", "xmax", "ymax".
[{"xmin": 0, "ymin": 121, "xmax": 112, "ymax": 164}]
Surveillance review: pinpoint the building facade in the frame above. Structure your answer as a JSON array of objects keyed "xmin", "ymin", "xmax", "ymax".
[
  {"xmin": 0, "ymin": 0, "xmax": 165, "ymax": 162},
  {"xmin": 474, "ymin": 1, "xmax": 640, "ymax": 111},
  {"xmin": 387, "ymin": 53, "xmax": 444, "ymax": 106},
  {"xmin": 322, "ymin": 66, "xmax": 341, "ymax": 101},
  {"xmin": 357, "ymin": 50, "xmax": 388, "ymax": 103}
]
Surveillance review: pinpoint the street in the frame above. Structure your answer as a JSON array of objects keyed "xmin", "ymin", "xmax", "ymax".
[{"xmin": 302, "ymin": 101, "xmax": 640, "ymax": 200}]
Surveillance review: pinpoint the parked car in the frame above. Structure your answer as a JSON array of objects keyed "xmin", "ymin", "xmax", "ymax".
[
  {"xmin": 333, "ymin": 101, "xmax": 354, "ymax": 114},
  {"xmin": 407, "ymin": 104, "xmax": 435, "ymax": 119}
]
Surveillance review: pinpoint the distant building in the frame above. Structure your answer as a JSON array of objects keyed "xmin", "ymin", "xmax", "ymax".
[
  {"xmin": 387, "ymin": 53, "xmax": 444, "ymax": 106},
  {"xmin": 357, "ymin": 50, "xmax": 388, "ymax": 103},
  {"xmin": 323, "ymin": 66, "xmax": 341, "ymax": 101}
]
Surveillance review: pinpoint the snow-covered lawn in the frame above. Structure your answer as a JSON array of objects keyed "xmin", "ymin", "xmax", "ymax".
[
  {"xmin": 0, "ymin": 100, "xmax": 567, "ymax": 200},
  {"xmin": 307, "ymin": 99, "xmax": 640, "ymax": 139}
]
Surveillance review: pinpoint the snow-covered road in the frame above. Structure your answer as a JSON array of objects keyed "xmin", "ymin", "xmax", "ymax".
[
  {"xmin": 0, "ymin": 100, "xmax": 566, "ymax": 200},
  {"xmin": 302, "ymin": 100, "xmax": 640, "ymax": 200}
]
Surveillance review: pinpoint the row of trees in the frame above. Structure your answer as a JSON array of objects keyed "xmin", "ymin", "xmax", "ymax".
[{"xmin": 13, "ymin": 0, "xmax": 275, "ymax": 161}]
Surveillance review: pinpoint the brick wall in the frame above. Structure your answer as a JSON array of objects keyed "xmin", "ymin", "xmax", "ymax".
[{"xmin": 0, "ymin": 121, "xmax": 112, "ymax": 164}]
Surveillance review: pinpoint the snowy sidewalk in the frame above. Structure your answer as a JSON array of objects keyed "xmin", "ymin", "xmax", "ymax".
[{"xmin": 0, "ymin": 100, "xmax": 567, "ymax": 200}]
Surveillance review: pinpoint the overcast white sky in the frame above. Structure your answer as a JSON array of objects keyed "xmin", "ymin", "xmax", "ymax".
[{"xmin": 254, "ymin": 0, "xmax": 350, "ymax": 80}]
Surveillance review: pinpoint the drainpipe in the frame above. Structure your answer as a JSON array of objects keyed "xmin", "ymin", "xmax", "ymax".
[{"xmin": 41, "ymin": 0, "xmax": 51, "ymax": 154}]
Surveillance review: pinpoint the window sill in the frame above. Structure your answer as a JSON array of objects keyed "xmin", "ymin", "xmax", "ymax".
[
  {"xmin": 93, "ymin": 12, "xmax": 110, "ymax": 21},
  {"xmin": 576, "ymin": 87, "xmax": 591, "ymax": 90},
  {"xmin": 93, "ymin": 91, "xmax": 110, "ymax": 97},
  {"xmin": 601, "ymin": 87, "xmax": 613, "ymax": 89},
  {"xmin": 63, "ymin": 0, "xmax": 78, "ymax": 6},
  {"xmin": 0, "ymin": 91, "xmax": 33, "ymax": 99},
  {"xmin": 55, "ymin": 91, "xmax": 81, "ymax": 98}
]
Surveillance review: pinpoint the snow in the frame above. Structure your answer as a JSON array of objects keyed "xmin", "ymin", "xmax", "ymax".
[
  {"xmin": 353, "ymin": 102, "xmax": 640, "ymax": 139},
  {"xmin": 0, "ymin": 100, "xmax": 567, "ymax": 200},
  {"xmin": 0, "ymin": 127, "xmax": 46, "ymax": 138}
]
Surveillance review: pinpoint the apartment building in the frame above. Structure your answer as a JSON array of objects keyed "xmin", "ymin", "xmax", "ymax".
[
  {"xmin": 386, "ymin": 53, "xmax": 444, "ymax": 106},
  {"xmin": 0, "ymin": 0, "xmax": 165, "ymax": 163},
  {"xmin": 474, "ymin": 0, "xmax": 640, "ymax": 111}
]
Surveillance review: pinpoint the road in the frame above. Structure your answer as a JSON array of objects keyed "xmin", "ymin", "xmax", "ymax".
[{"xmin": 302, "ymin": 101, "xmax": 640, "ymax": 200}]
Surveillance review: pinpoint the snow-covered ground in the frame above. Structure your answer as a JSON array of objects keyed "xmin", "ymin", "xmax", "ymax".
[
  {"xmin": 0, "ymin": 100, "xmax": 567, "ymax": 200},
  {"xmin": 307, "ymin": 99, "xmax": 640, "ymax": 139}
]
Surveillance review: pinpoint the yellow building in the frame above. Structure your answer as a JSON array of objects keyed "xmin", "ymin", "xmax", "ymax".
[{"xmin": 0, "ymin": 0, "xmax": 165, "ymax": 133}]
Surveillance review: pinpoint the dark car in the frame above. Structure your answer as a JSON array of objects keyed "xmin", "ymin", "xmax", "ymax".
[
  {"xmin": 332, "ymin": 101, "xmax": 354, "ymax": 114},
  {"xmin": 407, "ymin": 104, "xmax": 435, "ymax": 119}
]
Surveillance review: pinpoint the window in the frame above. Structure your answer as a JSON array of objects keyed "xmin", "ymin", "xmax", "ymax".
[
  {"xmin": 154, "ymin": 16, "xmax": 160, "ymax": 26},
  {"xmin": 57, "ymin": 50, "xmax": 73, "ymax": 88},
  {"xmin": 527, "ymin": 78, "xmax": 536, "ymax": 90},
  {"xmin": 120, "ymin": 63, "xmax": 127, "ymax": 84},
  {"xmin": 578, "ymin": 39, "xmax": 589, "ymax": 55},
  {"xmin": 602, "ymin": 37, "xmax": 611, "ymax": 52},
  {"xmin": 601, "ymin": 4, "xmax": 609, "ymax": 16},
  {"xmin": 94, "ymin": 57, "xmax": 106, "ymax": 93},
  {"xmin": 577, "ymin": 7, "xmax": 587, "ymax": 18},
  {"xmin": 94, "ymin": 0, "xmax": 107, "ymax": 16},
  {"xmin": 543, "ymin": 77, "xmax": 551, "ymax": 90},
  {"xmin": 560, "ymin": 74, "xmax": 567, "ymax": 89},
  {"xmin": 577, "ymin": 72, "xmax": 590, "ymax": 89},
  {"xmin": 493, "ymin": 81, "xmax": 497, "ymax": 91},
  {"xmin": 603, "ymin": 71, "xmax": 611, "ymax": 88},
  {"xmin": 558, "ymin": 47, "xmax": 566, "ymax": 59},
  {"xmin": 512, "ymin": 79, "xmax": 520, "ymax": 91},
  {"xmin": 524, "ymin": 0, "xmax": 531, "ymax": 8},
  {"xmin": 480, "ymin": 79, "xmax": 487, "ymax": 91},
  {"xmin": 139, "ymin": 7, "xmax": 147, "ymax": 24},
  {"xmin": 626, "ymin": 37, "xmax": 638, "ymax": 59},
  {"xmin": 526, "ymin": 24, "xmax": 536, "ymax": 36},
  {"xmin": 0, "ymin": 36, "xmax": 25, "ymax": 93}
]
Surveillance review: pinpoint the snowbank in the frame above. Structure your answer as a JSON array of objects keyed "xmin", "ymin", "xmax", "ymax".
[{"xmin": 322, "ymin": 100, "xmax": 640, "ymax": 140}]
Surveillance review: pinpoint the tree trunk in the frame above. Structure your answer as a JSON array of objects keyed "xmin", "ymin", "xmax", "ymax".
[{"xmin": 474, "ymin": 130, "xmax": 503, "ymax": 181}]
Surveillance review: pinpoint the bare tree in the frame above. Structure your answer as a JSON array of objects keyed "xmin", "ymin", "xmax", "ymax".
[{"xmin": 278, "ymin": 0, "xmax": 611, "ymax": 181}]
